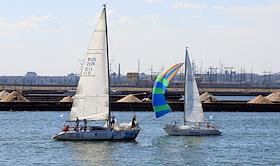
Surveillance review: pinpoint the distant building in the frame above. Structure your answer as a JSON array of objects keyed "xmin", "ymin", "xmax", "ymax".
[
  {"xmin": 25, "ymin": 72, "xmax": 37, "ymax": 77},
  {"xmin": 127, "ymin": 72, "xmax": 139, "ymax": 81}
]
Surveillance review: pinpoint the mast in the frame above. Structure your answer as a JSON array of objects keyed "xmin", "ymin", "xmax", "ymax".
[
  {"xmin": 184, "ymin": 47, "xmax": 188, "ymax": 125},
  {"xmin": 103, "ymin": 4, "xmax": 111, "ymax": 119}
]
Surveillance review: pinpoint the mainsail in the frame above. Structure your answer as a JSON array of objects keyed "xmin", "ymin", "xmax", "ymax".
[
  {"xmin": 184, "ymin": 48, "xmax": 204, "ymax": 123},
  {"xmin": 69, "ymin": 8, "xmax": 109, "ymax": 121},
  {"xmin": 152, "ymin": 63, "xmax": 183, "ymax": 118}
]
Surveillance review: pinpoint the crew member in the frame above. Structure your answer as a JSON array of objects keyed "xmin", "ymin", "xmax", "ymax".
[
  {"xmin": 83, "ymin": 119, "xmax": 87, "ymax": 132},
  {"xmin": 131, "ymin": 115, "xmax": 137, "ymax": 128},
  {"xmin": 63, "ymin": 125, "xmax": 69, "ymax": 132},
  {"xmin": 110, "ymin": 116, "xmax": 115, "ymax": 128},
  {"xmin": 75, "ymin": 117, "xmax": 80, "ymax": 131}
]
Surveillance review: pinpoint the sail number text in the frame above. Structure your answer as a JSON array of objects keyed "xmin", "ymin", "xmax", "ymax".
[{"xmin": 83, "ymin": 57, "xmax": 96, "ymax": 76}]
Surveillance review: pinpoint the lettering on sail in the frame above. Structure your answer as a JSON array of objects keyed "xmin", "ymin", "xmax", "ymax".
[{"xmin": 83, "ymin": 57, "xmax": 96, "ymax": 76}]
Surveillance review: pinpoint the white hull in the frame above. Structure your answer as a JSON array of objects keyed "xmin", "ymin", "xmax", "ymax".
[
  {"xmin": 53, "ymin": 128, "xmax": 140, "ymax": 141},
  {"xmin": 164, "ymin": 124, "xmax": 221, "ymax": 136}
]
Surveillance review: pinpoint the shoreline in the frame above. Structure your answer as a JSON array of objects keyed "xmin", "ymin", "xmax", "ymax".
[{"xmin": 1, "ymin": 102, "xmax": 280, "ymax": 112}]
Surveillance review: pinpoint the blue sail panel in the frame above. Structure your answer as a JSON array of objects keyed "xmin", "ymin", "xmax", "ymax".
[{"xmin": 152, "ymin": 63, "xmax": 183, "ymax": 118}]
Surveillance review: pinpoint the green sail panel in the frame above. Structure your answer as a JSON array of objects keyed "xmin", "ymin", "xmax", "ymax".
[{"xmin": 152, "ymin": 63, "xmax": 183, "ymax": 118}]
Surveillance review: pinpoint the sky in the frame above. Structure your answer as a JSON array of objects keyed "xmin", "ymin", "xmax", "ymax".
[{"xmin": 0, "ymin": 0, "xmax": 279, "ymax": 76}]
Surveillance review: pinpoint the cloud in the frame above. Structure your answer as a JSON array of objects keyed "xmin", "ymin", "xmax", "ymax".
[
  {"xmin": 183, "ymin": 15, "xmax": 213, "ymax": 20},
  {"xmin": 137, "ymin": 15, "xmax": 160, "ymax": 22},
  {"xmin": 87, "ymin": 10, "xmax": 161, "ymax": 26},
  {"xmin": 172, "ymin": 3, "xmax": 207, "ymax": 9},
  {"xmin": 145, "ymin": 0, "xmax": 161, "ymax": 3},
  {"xmin": 0, "ymin": 15, "xmax": 52, "ymax": 30},
  {"xmin": 116, "ymin": 14, "xmax": 160, "ymax": 24},
  {"xmin": 213, "ymin": 2, "xmax": 280, "ymax": 33},
  {"xmin": 211, "ymin": 5, "xmax": 226, "ymax": 10}
]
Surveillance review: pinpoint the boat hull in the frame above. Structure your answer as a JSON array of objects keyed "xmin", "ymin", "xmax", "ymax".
[
  {"xmin": 52, "ymin": 128, "xmax": 140, "ymax": 141},
  {"xmin": 163, "ymin": 124, "xmax": 221, "ymax": 136}
]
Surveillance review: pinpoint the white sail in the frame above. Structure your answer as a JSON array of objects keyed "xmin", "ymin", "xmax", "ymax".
[
  {"xmin": 184, "ymin": 48, "xmax": 204, "ymax": 123},
  {"xmin": 70, "ymin": 8, "xmax": 109, "ymax": 121}
]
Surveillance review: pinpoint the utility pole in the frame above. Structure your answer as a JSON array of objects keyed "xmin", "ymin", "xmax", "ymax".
[
  {"xmin": 200, "ymin": 60, "xmax": 203, "ymax": 75},
  {"xmin": 118, "ymin": 63, "xmax": 121, "ymax": 84},
  {"xmin": 137, "ymin": 58, "xmax": 140, "ymax": 81},
  {"xmin": 150, "ymin": 64, "xmax": 153, "ymax": 81},
  {"xmin": 208, "ymin": 66, "xmax": 218, "ymax": 83},
  {"xmin": 239, "ymin": 67, "xmax": 246, "ymax": 85},
  {"xmin": 224, "ymin": 66, "xmax": 234, "ymax": 82},
  {"xmin": 263, "ymin": 71, "xmax": 272, "ymax": 87},
  {"xmin": 250, "ymin": 67, "xmax": 253, "ymax": 84},
  {"xmin": 137, "ymin": 59, "xmax": 140, "ymax": 74},
  {"xmin": 219, "ymin": 60, "xmax": 223, "ymax": 82}
]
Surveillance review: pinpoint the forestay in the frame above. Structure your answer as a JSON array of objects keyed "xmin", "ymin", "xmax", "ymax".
[
  {"xmin": 184, "ymin": 48, "xmax": 204, "ymax": 123},
  {"xmin": 70, "ymin": 8, "xmax": 109, "ymax": 121}
]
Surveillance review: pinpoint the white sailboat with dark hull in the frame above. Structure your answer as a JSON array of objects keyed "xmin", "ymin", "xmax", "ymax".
[
  {"xmin": 53, "ymin": 5, "xmax": 140, "ymax": 141},
  {"xmin": 152, "ymin": 47, "xmax": 221, "ymax": 136}
]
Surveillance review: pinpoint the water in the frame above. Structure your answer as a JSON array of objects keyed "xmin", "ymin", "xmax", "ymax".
[
  {"xmin": 216, "ymin": 96, "xmax": 256, "ymax": 101},
  {"xmin": 0, "ymin": 111, "xmax": 280, "ymax": 165}
]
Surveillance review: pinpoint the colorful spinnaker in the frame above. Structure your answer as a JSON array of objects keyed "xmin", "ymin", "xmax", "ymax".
[{"xmin": 152, "ymin": 63, "xmax": 184, "ymax": 118}]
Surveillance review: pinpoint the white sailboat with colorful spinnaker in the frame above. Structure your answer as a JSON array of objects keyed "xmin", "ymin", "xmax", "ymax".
[{"xmin": 152, "ymin": 47, "xmax": 221, "ymax": 136}]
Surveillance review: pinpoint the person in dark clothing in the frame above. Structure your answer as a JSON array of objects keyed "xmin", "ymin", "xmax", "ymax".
[
  {"xmin": 75, "ymin": 117, "xmax": 80, "ymax": 131},
  {"xmin": 110, "ymin": 116, "xmax": 115, "ymax": 128},
  {"xmin": 131, "ymin": 115, "xmax": 137, "ymax": 129},
  {"xmin": 111, "ymin": 117, "xmax": 115, "ymax": 127},
  {"xmin": 83, "ymin": 119, "xmax": 87, "ymax": 132}
]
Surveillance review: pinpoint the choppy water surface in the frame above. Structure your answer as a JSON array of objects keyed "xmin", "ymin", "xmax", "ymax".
[{"xmin": 0, "ymin": 111, "xmax": 279, "ymax": 165}]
